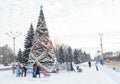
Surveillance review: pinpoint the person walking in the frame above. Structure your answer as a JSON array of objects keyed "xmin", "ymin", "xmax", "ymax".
[
  {"xmin": 88, "ymin": 60, "xmax": 91, "ymax": 68},
  {"xmin": 95, "ymin": 61, "xmax": 99, "ymax": 71}
]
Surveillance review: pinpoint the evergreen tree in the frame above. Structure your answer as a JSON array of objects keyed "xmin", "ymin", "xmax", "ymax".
[
  {"xmin": 29, "ymin": 7, "xmax": 57, "ymax": 72},
  {"xmin": 84, "ymin": 51, "xmax": 91, "ymax": 61},
  {"xmin": 67, "ymin": 46, "xmax": 73, "ymax": 62},
  {"xmin": 67, "ymin": 46, "xmax": 74, "ymax": 71},
  {"xmin": 73, "ymin": 49, "xmax": 80, "ymax": 64},
  {"xmin": 23, "ymin": 23, "xmax": 34, "ymax": 63},
  {"xmin": 54, "ymin": 48, "xmax": 60, "ymax": 62},
  {"xmin": 16, "ymin": 48, "xmax": 23, "ymax": 63},
  {"xmin": 1, "ymin": 45, "xmax": 14, "ymax": 64},
  {"xmin": 79, "ymin": 49, "xmax": 85, "ymax": 63},
  {"xmin": 58, "ymin": 46, "xmax": 65, "ymax": 64}
]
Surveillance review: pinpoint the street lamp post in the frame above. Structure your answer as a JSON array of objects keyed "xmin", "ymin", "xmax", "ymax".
[
  {"xmin": 6, "ymin": 31, "xmax": 22, "ymax": 74},
  {"xmin": 98, "ymin": 34, "xmax": 104, "ymax": 65}
]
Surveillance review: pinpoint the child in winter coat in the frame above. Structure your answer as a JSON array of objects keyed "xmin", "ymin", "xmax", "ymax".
[
  {"xmin": 21, "ymin": 68, "xmax": 24, "ymax": 77},
  {"xmin": 16, "ymin": 66, "xmax": 21, "ymax": 77}
]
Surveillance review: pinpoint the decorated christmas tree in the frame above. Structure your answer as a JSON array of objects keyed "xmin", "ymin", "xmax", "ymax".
[{"xmin": 29, "ymin": 6, "xmax": 58, "ymax": 72}]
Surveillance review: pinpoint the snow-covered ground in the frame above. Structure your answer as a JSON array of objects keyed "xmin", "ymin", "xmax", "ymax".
[
  {"xmin": 0, "ymin": 62, "xmax": 120, "ymax": 84},
  {"xmin": 0, "ymin": 64, "xmax": 12, "ymax": 68}
]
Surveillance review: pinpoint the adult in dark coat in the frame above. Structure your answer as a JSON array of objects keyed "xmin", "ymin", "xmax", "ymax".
[
  {"xmin": 88, "ymin": 60, "xmax": 91, "ymax": 68},
  {"xmin": 36, "ymin": 65, "xmax": 40, "ymax": 78},
  {"xmin": 23, "ymin": 66, "xmax": 27, "ymax": 77},
  {"xmin": 33, "ymin": 63, "xmax": 37, "ymax": 78}
]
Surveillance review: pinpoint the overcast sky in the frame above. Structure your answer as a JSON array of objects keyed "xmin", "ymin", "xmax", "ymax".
[{"xmin": 0, "ymin": 0, "xmax": 120, "ymax": 58}]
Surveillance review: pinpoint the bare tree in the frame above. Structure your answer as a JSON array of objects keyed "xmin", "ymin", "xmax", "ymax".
[{"xmin": 0, "ymin": 45, "xmax": 14, "ymax": 64}]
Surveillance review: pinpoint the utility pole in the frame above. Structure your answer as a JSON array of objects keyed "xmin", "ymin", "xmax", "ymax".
[
  {"xmin": 6, "ymin": 31, "xmax": 22, "ymax": 74},
  {"xmin": 98, "ymin": 34, "xmax": 104, "ymax": 65}
]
